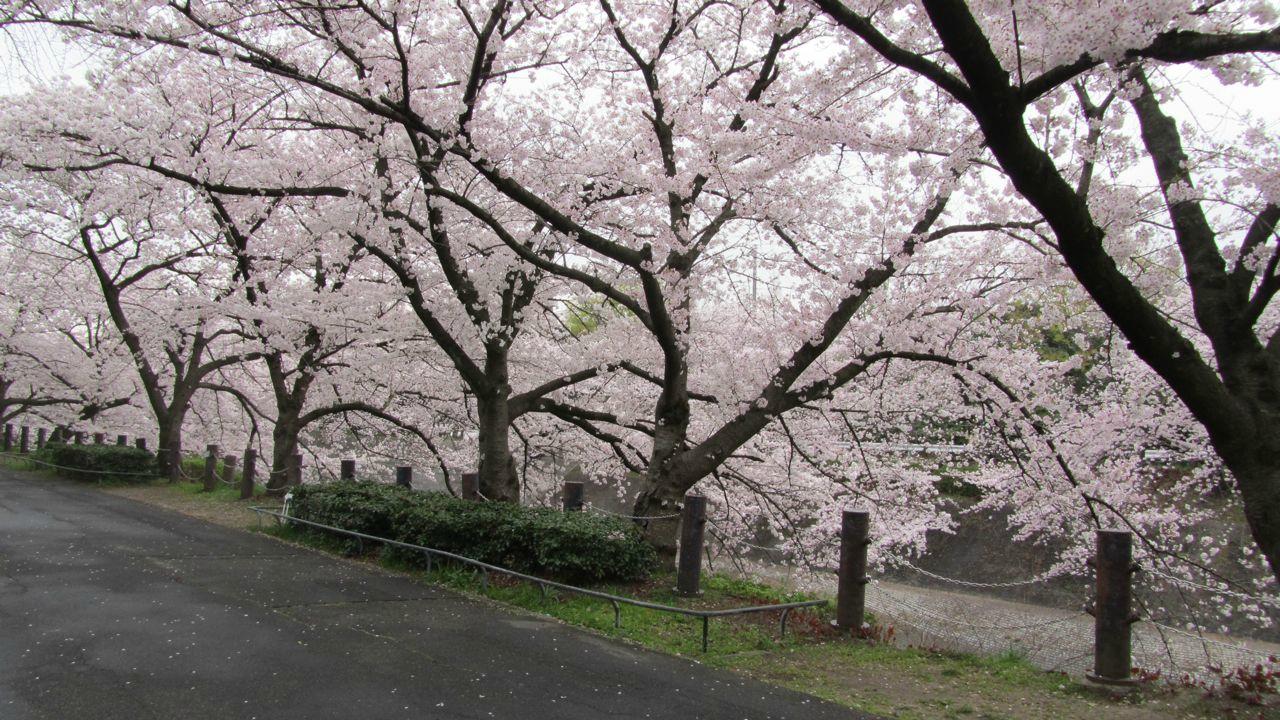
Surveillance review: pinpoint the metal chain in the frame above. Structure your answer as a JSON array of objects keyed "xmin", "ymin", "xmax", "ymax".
[
  {"xmin": 1145, "ymin": 567, "xmax": 1280, "ymax": 608},
  {"xmin": 4, "ymin": 453, "xmax": 156, "ymax": 476},
  {"xmin": 1147, "ymin": 619, "xmax": 1279, "ymax": 660},
  {"xmin": 898, "ymin": 559, "xmax": 1059, "ymax": 589},
  {"xmin": 704, "ymin": 518, "xmax": 789, "ymax": 553},
  {"xmin": 584, "ymin": 504, "xmax": 680, "ymax": 521}
]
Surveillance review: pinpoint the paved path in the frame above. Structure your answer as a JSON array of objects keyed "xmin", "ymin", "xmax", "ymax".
[{"xmin": 0, "ymin": 471, "xmax": 869, "ymax": 719}]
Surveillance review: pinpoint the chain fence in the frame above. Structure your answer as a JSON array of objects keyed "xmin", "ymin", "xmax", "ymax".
[
  {"xmin": 584, "ymin": 504, "xmax": 681, "ymax": 521},
  {"xmin": 0, "ymin": 452, "xmax": 156, "ymax": 477},
  {"xmin": 692, "ymin": 529, "xmax": 1278, "ymax": 682},
  {"xmin": 861, "ymin": 564, "xmax": 1278, "ymax": 680}
]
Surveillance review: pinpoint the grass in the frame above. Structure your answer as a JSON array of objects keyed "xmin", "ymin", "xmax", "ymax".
[{"xmin": 172, "ymin": 477, "xmax": 266, "ymax": 501}]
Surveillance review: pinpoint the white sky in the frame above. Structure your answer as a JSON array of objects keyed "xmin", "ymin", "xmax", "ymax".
[{"xmin": 0, "ymin": 25, "xmax": 89, "ymax": 95}]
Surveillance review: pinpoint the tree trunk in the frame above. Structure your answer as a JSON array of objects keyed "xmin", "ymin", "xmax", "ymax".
[
  {"xmin": 631, "ymin": 368, "xmax": 693, "ymax": 566},
  {"xmin": 155, "ymin": 411, "xmax": 185, "ymax": 482},
  {"xmin": 269, "ymin": 410, "xmax": 299, "ymax": 495},
  {"xmin": 1202, "ymin": 355, "xmax": 1280, "ymax": 582},
  {"xmin": 476, "ymin": 392, "xmax": 519, "ymax": 502},
  {"xmin": 1230, "ymin": 452, "xmax": 1280, "ymax": 584},
  {"xmin": 632, "ymin": 473, "xmax": 687, "ymax": 568}
]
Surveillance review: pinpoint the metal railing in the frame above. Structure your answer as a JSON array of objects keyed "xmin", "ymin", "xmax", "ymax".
[{"xmin": 249, "ymin": 505, "xmax": 827, "ymax": 651}]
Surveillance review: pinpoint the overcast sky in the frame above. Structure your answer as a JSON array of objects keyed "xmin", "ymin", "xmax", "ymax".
[
  {"xmin": 0, "ymin": 24, "xmax": 89, "ymax": 95},
  {"xmin": 2, "ymin": 18, "xmax": 1275, "ymax": 173}
]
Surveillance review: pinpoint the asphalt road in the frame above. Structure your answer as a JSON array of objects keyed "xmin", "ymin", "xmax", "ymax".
[{"xmin": 0, "ymin": 471, "xmax": 872, "ymax": 719}]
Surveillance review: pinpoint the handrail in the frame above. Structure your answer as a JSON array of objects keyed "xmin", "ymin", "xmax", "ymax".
[{"xmin": 249, "ymin": 505, "xmax": 826, "ymax": 651}]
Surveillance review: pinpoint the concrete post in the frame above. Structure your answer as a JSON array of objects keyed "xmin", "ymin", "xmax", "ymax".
[
  {"xmin": 675, "ymin": 494, "xmax": 707, "ymax": 597},
  {"xmin": 834, "ymin": 510, "xmax": 870, "ymax": 633}
]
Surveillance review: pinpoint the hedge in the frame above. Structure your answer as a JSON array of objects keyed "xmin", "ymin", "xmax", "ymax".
[
  {"xmin": 290, "ymin": 482, "xmax": 657, "ymax": 584},
  {"xmin": 37, "ymin": 442, "xmax": 157, "ymax": 482}
]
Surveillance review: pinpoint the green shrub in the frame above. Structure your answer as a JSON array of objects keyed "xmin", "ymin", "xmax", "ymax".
[
  {"xmin": 936, "ymin": 474, "xmax": 983, "ymax": 499},
  {"xmin": 290, "ymin": 482, "xmax": 657, "ymax": 584},
  {"xmin": 38, "ymin": 442, "xmax": 157, "ymax": 482}
]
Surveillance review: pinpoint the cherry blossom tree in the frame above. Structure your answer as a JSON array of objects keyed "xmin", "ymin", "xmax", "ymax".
[
  {"xmin": 806, "ymin": 0, "xmax": 1280, "ymax": 581},
  {"xmin": 0, "ymin": 271, "xmax": 133, "ymax": 429},
  {"xmin": 1, "ymin": 0, "xmax": 1275, "ymax": 614},
  {"xmin": 0, "ymin": 119, "xmax": 262, "ymax": 477}
]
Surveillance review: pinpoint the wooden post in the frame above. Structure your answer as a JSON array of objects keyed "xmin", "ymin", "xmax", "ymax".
[
  {"xmin": 2, "ymin": 423, "xmax": 11, "ymax": 451},
  {"xmin": 562, "ymin": 480, "xmax": 585, "ymax": 512},
  {"xmin": 395, "ymin": 466, "xmax": 413, "ymax": 489},
  {"xmin": 116, "ymin": 435, "xmax": 127, "ymax": 446},
  {"xmin": 135, "ymin": 438, "xmax": 147, "ymax": 451},
  {"xmin": 219, "ymin": 455, "xmax": 238, "ymax": 490},
  {"xmin": 834, "ymin": 510, "xmax": 870, "ymax": 633},
  {"xmin": 675, "ymin": 494, "xmax": 707, "ymax": 597},
  {"xmin": 240, "ymin": 449, "xmax": 257, "ymax": 500},
  {"xmin": 93, "ymin": 433, "xmax": 105, "ymax": 445},
  {"xmin": 460, "ymin": 471, "xmax": 479, "ymax": 500},
  {"xmin": 19, "ymin": 426, "xmax": 29, "ymax": 454},
  {"xmin": 1087, "ymin": 530, "xmax": 1138, "ymax": 685},
  {"xmin": 202, "ymin": 444, "xmax": 219, "ymax": 492},
  {"xmin": 74, "ymin": 431, "xmax": 84, "ymax": 445},
  {"xmin": 36, "ymin": 428, "xmax": 46, "ymax": 449},
  {"xmin": 340, "ymin": 459, "xmax": 356, "ymax": 482}
]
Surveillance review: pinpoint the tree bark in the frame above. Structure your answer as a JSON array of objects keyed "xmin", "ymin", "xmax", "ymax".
[
  {"xmin": 269, "ymin": 410, "xmax": 299, "ymax": 495},
  {"xmin": 630, "ymin": 353, "xmax": 692, "ymax": 565},
  {"xmin": 476, "ymin": 346, "xmax": 520, "ymax": 503},
  {"xmin": 632, "ymin": 476, "xmax": 688, "ymax": 567},
  {"xmin": 155, "ymin": 409, "xmax": 185, "ymax": 482}
]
